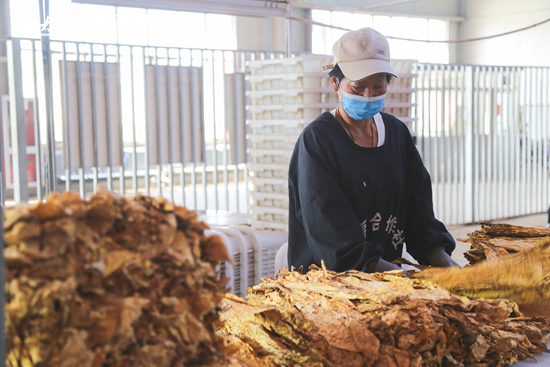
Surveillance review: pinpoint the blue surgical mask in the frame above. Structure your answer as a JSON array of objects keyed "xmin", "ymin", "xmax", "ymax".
[{"xmin": 341, "ymin": 91, "xmax": 386, "ymax": 120}]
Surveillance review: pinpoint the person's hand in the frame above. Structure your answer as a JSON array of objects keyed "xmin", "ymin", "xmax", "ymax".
[
  {"xmin": 426, "ymin": 246, "xmax": 461, "ymax": 268},
  {"xmin": 373, "ymin": 258, "xmax": 408, "ymax": 277}
]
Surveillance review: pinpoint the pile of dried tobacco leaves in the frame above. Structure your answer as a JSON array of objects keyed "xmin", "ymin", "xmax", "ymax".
[
  {"xmin": 414, "ymin": 236, "xmax": 550, "ymax": 317},
  {"xmin": 4, "ymin": 190, "xmax": 232, "ymax": 367},
  {"xmin": 220, "ymin": 265, "xmax": 550, "ymax": 367},
  {"xmin": 462, "ymin": 221, "xmax": 550, "ymax": 265}
]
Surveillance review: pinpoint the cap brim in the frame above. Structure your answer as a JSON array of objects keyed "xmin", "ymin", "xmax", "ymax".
[{"xmin": 338, "ymin": 58, "xmax": 398, "ymax": 82}]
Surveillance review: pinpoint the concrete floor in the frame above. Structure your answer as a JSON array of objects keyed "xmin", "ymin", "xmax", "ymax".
[{"xmin": 446, "ymin": 212, "xmax": 549, "ymax": 267}]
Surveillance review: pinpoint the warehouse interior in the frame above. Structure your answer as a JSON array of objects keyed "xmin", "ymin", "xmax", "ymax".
[
  {"xmin": 0, "ymin": 0, "xmax": 548, "ymax": 221},
  {"xmin": 1, "ymin": 1, "xmax": 550, "ymax": 365}
]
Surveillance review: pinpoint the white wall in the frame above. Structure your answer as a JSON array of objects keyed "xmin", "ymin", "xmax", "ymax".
[
  {"xmin": 235, "ymin": 7, "xmax": 312, "ymax": 54},
  {"xmin": 304, "ymin": 0, "xmax": 462, "ymax": 18},
  {"xmin": 235, "ymin": 0, "xmax": 550, "ymax": 67},
  {"xmin": 235, "ymin": 16, "xmax": 281, "ymax": 51},
  {"xmin": 457, "ymin": 0, "xmax": 550, "ymax": 66},
  {"xmin": 448, "ymin": 20, "xmax": 460, "ymax": 64},
  {"xmin": 235, "ymin": 0, "xmax": 463, "ymax": 56}
]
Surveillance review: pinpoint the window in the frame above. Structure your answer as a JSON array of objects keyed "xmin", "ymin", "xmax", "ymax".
[
  {"xmin": 312, "ymin": 10, "xmax": 449, "ymax": 64},
  {"xmin": 10, "ymin": 0, "xmax": 237, "ymax": 50}
]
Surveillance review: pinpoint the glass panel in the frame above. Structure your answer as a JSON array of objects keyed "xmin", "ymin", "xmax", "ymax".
[
  {"xmin": 312, "ymin": 9, "xmax": 332, "ymax": 55},
  {"xmin": 349, "ymin": 13, "xmax": 373, "ymax": 30},
  {"xmin": 148, "ymin": 9, "xmax": 190, "ymax": 48},
  {"xmin": 409, "ymin": 18, "xmax": 429, "ymax": 62},
  {"xmin": 391, "ymin": 16, "xmax": 411, "ymax": 60},
  {"xmin": 312, "ymin": 25, "xmax": 329, "ymax": 55},
  {"xmin": 373, "ymin": 15, "xmax": 393, "ymax": 38},
  {"xmin": 206, "ymin": 14, "xmax": 237, "ymax": 50},
  {"xmin": 427, "ymin": 19, "xmax": 449, "ymax": 64},
  {"xmin": 50, "ymin": 1, "xmax": 117, "ymax": 43},
  {"xmin": 117, "ymin": 7, "xmax": 148, "ymax": 45},
  {"xmin": 330, "ymin": 12, "xmax": 349, "ymax": 45},
  {"xmin": 9, "ymin": 0, "xmax": 40, "ymax": 38},
  {"xmin": 311, "ymin": 12, "xmax": 449, "ymax": 64}
]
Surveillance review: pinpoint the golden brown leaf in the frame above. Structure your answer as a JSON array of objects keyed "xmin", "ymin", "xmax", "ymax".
[
  {"xmin": 220, "ymin": 265, "xmax": 550, "ymax": 367},
  {"xmin": 5, "ymin": 191, "xmax": 232, "ymax": 367}
]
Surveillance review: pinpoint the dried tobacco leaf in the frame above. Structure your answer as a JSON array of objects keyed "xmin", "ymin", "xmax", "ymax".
[
  {"xmin": 480, "ymin": 221, "xmax": 550, "ymax": 238},
  {"xmin": 5, "ymin": 190, "xmax": 232, "ymax": 367},
  {"xmin": 220, "ymin": 265, "xmax": 550, "ymax": 367},
  {"xmin": 219, "ymin": 295, "xmax": 326, "ymax": 367},
  {"xmin": 414, "ymin": 237, "xmax": 550, "ymax": 319},
  {"xmin": 461, "ymin": 221, "xmax": 550, "ymax": 265}
]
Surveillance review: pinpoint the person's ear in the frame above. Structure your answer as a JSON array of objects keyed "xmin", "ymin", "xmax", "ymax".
[{"xmin": 330, "ymin": 76, "xmax": 339, "ymax": 92}]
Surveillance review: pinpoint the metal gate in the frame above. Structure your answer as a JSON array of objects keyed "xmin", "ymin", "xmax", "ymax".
[
  {"xmin": 415, "ymin": 64, "xmax": 550, "ymax": 225},
  {"xmin": 0, "ymin": 37, "xmax": 284, "ymax": 213},
  {"xmin": 2, "ymin": 40, "xmax": 549, "ymax": 225}
]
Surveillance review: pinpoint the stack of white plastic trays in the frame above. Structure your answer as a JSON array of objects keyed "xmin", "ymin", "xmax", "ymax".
[
  {"xmin": 206, "ymin": 225, "xmax": 288, "ymax": 296},
  {"xmin": 382, "ymin": 59, "xmax": 419, "ymax": 133},
  {"xmin": 246, "ymin": 56, "xmax": 336, "ymax": 231},
  {"xmin": 246, "ymin": 57, "xmax": 418, "ymax": 232},
  {"xmin": 205, "ymin": 228, "xmax": 243, "ymax": 297}
]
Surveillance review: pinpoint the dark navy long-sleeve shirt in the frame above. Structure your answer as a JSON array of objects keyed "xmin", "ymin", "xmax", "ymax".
[{"xmin": 288, "ymin": 111, "xmax": 454, "ymax": 273}]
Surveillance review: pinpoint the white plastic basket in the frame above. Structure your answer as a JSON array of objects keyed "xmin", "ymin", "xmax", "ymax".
[
  {"xmin": 207, "ymin": 226, "xmax": 254, "ymax": 297},
  {"xmin": 246, "ymin": 72, "xmax": 331, "ymax": 91},
  {"xmin": 228, "ymin": 225, "xmax": 288, "ymax": 283},
  {"xmin": 249, "ymin": 149, "xmax": 293, "ymax": 165},
  {"xmin": 250, "ymin": 219, "xmax": 288, "ymax": 232},
  {"xmin": 247, "ymin": 119, "xmax": 313, "ymax": 136},
  {"xmin": 247, "ymin": 102, "xmax": 337, "ymax": 120},
  {"xmin": 205, "ymin": 229, "xmax": 241, "ymax": 296},
  {"xmin": 382, "ymin": 102, "xmax": 417, "ymax": 119},
  {"xmin": 386, "ymin": 88, "xmax": 417, "ymax": 103},
  {"xmin": 250, "ymin": 206, "xmax": 289, "ymax": 229},
  {"xmin": 247, "ymin": 88, "xmax": 339, "ymax": 105},
  {"xmin": 250, "ymin": 177, "xmax": 289, "ymax": 194},
  {"xmin": 250, "ymin": 205, "xmax": 288, "ymax": 216},
  {"xmin": 249, "ymin": 163, "xmax": 289, "ymax": 180},
  {"xmin": 251, "ymin": 191, "xmax": 289, "ymax": 209},
  {"xmin": 248, "ymin": 134, "xmax": 297, "ymax": 151},
  {"xmin": 391, "ymin": 59, "xmax": 418, "ymax": 74},
  {"xmin": 209, "ymin": 225, "xmax": 288, "ymax": 288},
  {"xmin": 388, "ymin": 60, "xmax": 417, "ymax": 114},
  {"xmin": 247, "ymin": 55, "xmax": 333, "ymax": 76},
  {"xmin": 391, "ymin": 72, "xmax": 418, "ymax": 89},
  {"xmin": 244, "ymin": 57, "xmax": 419, "ymax": 234}
]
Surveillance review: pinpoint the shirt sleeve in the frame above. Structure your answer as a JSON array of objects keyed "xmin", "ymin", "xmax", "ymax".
[
  {"xmin": 402, "ymin": 135, "xmax": 455, "ymax": 265},
  {"xmin": 288, "ymin": 128, "xmax": 385, "ymax": 273}
]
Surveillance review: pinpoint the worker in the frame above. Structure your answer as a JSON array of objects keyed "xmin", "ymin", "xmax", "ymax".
[{"xmin": 288, "ymin": 27, "xmax": 459, "ymax": 273}]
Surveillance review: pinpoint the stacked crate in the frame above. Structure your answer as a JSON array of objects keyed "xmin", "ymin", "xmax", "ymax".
[
  {"xmin": 207, "ymin": 225, "xmax": 288, "ymax": 297},
  {"xmin": 246, "ymin": 56, "xmax": 418, "ymax": 232},
  {"xmin": 381, "ymin": 59, "xmax": 419, "ymax": 133},
  {"xmin": 245, "ymin": 56, "xmax": 336, "ymax": 231}
]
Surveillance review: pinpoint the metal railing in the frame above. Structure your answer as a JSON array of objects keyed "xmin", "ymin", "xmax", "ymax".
[
  {"xmin": 415, "ymin": 63, "xmax": 550, "ymax": 225},
  {"xmin": 0, "ymin": 37, "xmax": 284, "ymax": 213},
  {"xmin": 2, "ymin": 40, "xmax": 549, "ymax": 225}
]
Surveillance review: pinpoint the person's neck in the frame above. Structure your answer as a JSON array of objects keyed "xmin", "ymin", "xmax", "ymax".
[
  {"xmin": 335, "ymin": 106, "xmax": 378, "ymax": 147},
  {"xmin": 336, "ymin": 105, "xmax": 371, "ymax": 129},
  {"xmin": 336, "ymin": 106, "xmax": 378, "ymax": 148}
]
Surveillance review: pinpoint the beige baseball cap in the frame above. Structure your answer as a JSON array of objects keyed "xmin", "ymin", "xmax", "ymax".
[{"xmin": 323, "ymin": 27, "xmax": 398, "ymax": 82}]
